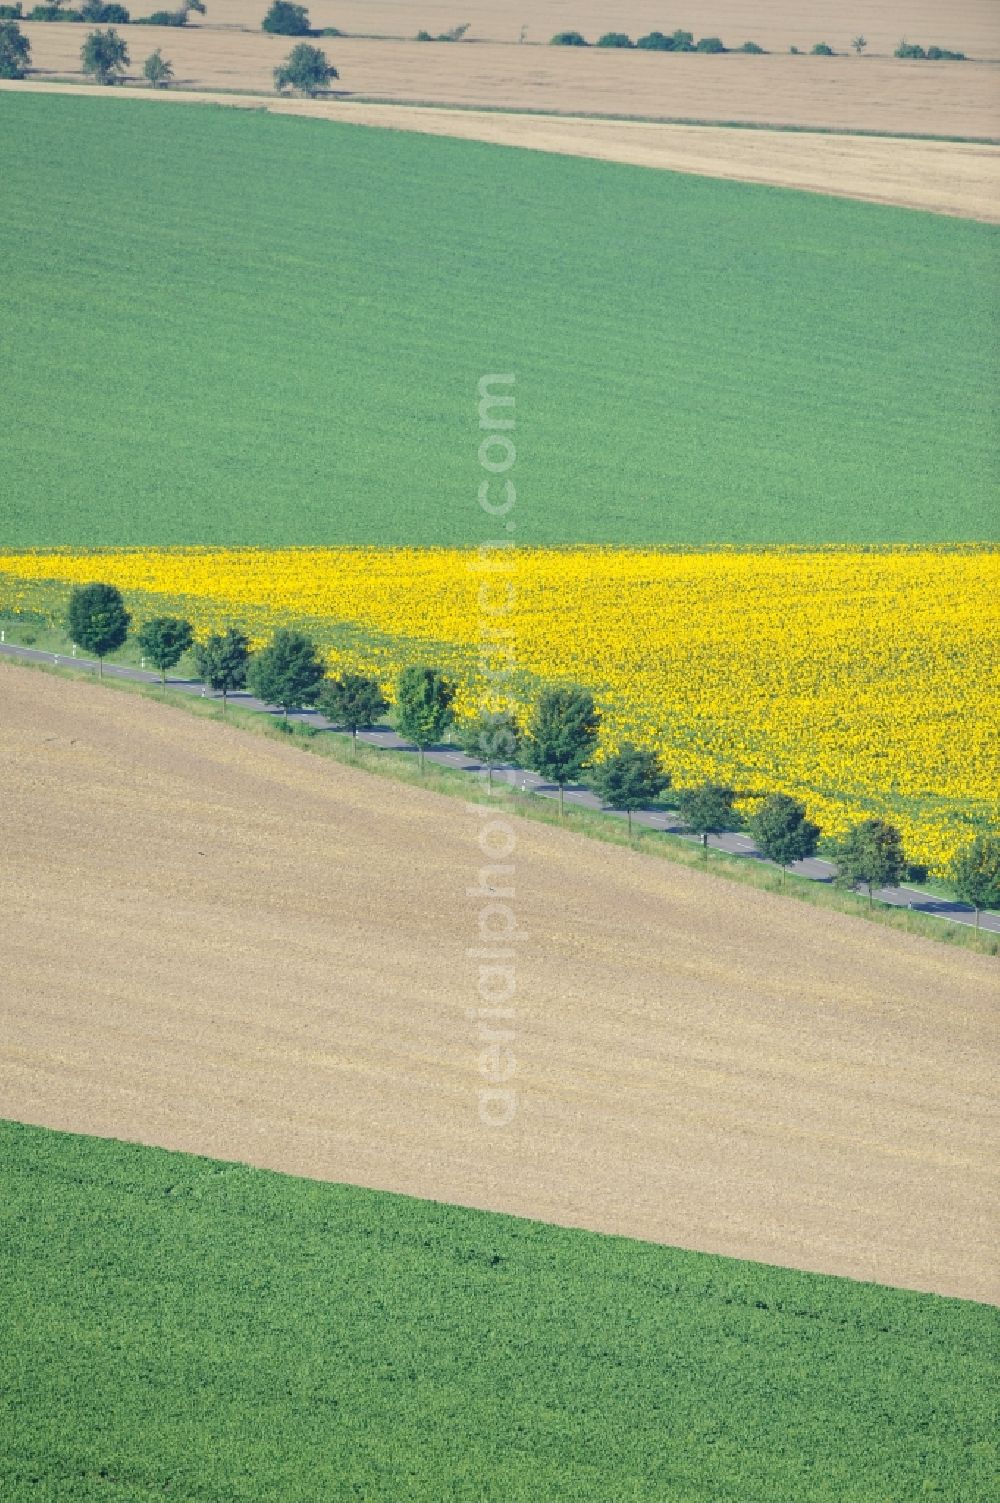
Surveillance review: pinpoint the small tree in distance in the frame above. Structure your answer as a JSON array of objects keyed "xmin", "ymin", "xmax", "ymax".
[
  {"xmin": 747, "ymin": 792, "xmax": 821, "ymax": 884},
  {"xmin": 636, "ymin": 31, "xmax": 674, "ymax": 50},
  {"xmin": 951, "ymin": 833, "xmax": 1000, "ymax": 930},
  {"xmin": 317, "ymin": 672, "xmax": 388, "ymax": 753},
  {"xmin": 0, "ymin": 20, "xmax": 30, "ymax": 78},
  {"xmin": 143, "ymin": 47, "xmax": 173, "ymax": 85},
  {"xmin": 459, "ymin": 707, "xmax": 521, "ymax": 792},
  {"xmin": 247, "ymin": 629, "xmax": 325, "ymax": 719},
  {"xmin": 136, "ymin": 615, "xmax": 193, "ymax": 684},
  {"xmin": 852, "ymin": 35, "xmax": 867, "ymax": 54},
  {"xmin": 66, "ymin": 582, "xmax": 130, "ymax": 676},
  {"xmin": 677, "ymin": 782, "xmax": 739, "ymax": 861},
  {"xmin": 524, "ymin": 684, "xmax": 601, "ymax": 817},
  {"xmin": 274, "ymin": 41, "xmax": 337, "ymax": 95},
  {"xmin": 394, "ymin": 665, "xmax": 455, "ymax": 773},
  {"xmin": 634, "ymin": 28, "xmax": 693, "ymax": 51},
  {"xmin": 193, "ymin": 627, "xmax": 250, "ymax": 713},
  {"xmin": 141, "ymin": 1, "xmax": 204, "ymax": 23},
  {"xmin": 262, "ymin": 0, "xmax": 309, "ymax": 34},
  {"xmin": 550, "ymin": 30, "xmax": 587, "ymax": 46},
  {"xmin": 81, "ymin": 27, "xmax": 129, "ymax": 84},
  {"xmin": 591, "ymin": 742, "xmax": 670, "ymax": 839},
  {"xmin": 835, "ymin": 818, "xmax": 905, "ymax": 907},
  {"xmin": 82, "ymin": 0, "xmax": 130, "ymax": 20}
]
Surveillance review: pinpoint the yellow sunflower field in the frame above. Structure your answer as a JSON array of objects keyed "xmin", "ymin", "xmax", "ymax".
[{"xmin": 1, "ymin": 545, "xmax": 996, "ymax": 875}]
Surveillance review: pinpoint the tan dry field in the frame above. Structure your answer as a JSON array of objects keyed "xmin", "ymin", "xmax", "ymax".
[
  {"xmin": 134, "ymin": 0, "xmax": 1000, "ymax": 60},
  {"xmin": 21, "ymin": 27, "xmax": 1000, "ymax": 139},
  {"xmin": 1, "ymin": 665, "xmax": 998, "ymax": 1303}
]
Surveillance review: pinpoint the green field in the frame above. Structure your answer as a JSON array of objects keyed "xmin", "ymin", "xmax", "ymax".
[
  {"xmin": 1, "ymin": 94, "xmax": 996, "ymax": 548},
  {"xmin": 1, "ymin": 1121, "xmax": 996, "ymax": 1501}
]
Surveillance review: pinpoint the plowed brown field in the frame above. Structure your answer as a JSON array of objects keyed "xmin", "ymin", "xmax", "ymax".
[{"xmin": 2, "ymin": 665, "xmax": 997, "ymax": 1302}]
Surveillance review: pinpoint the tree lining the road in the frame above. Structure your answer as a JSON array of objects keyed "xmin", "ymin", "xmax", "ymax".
[{"xmin": 50, "ymin": 588, "xmax": 998, "ymax": 919}]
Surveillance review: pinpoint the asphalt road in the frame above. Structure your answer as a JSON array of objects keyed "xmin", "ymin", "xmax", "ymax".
[{"xmin": 3, "ymin": 640, "xmax": 996, "ymax": 935}]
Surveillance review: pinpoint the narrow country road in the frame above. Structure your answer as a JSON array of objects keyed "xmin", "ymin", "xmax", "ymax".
[{"xmin": 2, "ymin": 641, "xmax": 995, "ymax": 935}]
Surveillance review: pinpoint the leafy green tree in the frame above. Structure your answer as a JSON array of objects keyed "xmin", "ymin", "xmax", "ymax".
[
  {"xmin": 550, "ymin": 30, "xmax": 587, "ymax": 46},
  {"xmin": 273, "ymin": 41, "xmax": 337, "ymax": 95},
  {"xmin": 82, "ymin": 0, "xmax": 129, "ymax": 18},
  {"xmin": 143, "ymin": 46, "xmax": 172, "ymax": 84},
  {"xmin": 810, "ymin": 41, "xmax": 835, "ymax": 55},
  {"xmin": 596, "ymin": 32, "xmax": 632, "ymax": 48},
  {"xmin": 0, "ymin": 19, "xmax": 30, "ymax": 76},
  {"xmin": 747, "ymin": 792, "xmax": 821, "ymax": 883},
  {"xmin": 637, "ymin": 28, "xmax": 693, "ymax": 51},
  {"xmin": 316, "ymin": 672, "xmax": 388, "ymax": 753},
  {"xmin": 458, "ymin": 707, "xmax": 521, "ymax": 791},
  {"xmin": 524, "ymin": 684, "xmax": 601, "ymax": 817},
  {"xmin": 193, "ymin": 627, "xmax": 250, "ymax": 713},
  {"xmin": 262, "ymin": 0, "xmax": 308, "ymax": 34},
  {"xmin": 247, "ymin": 629, "xmax": 325, "ymax": 719},
  {"xmin": 136, "ymin": 615, "xmax": 193, "ymax": 683},
  {"xmin": 677, "ymin": 782, "xmax": 739, "ymax": 861},
  {"xmin": 66, "ymin": 582, "xmax": 130, "ymax": 676},
  {"xmin": 835, "ymin": 818, "xmax": 905, "ymax": 907},
  {"xmin": 696, "ymin": 35, "xmax": 726, "ymax": 52},
  {"xmin": 635, "ymin": 30, "xmax": 673, "ymax": 50},
  {"xmin": 81, "ymin": 26, "xmax": 129, "ymax": 83},
  {"xmin": 591, "ymin": 742, "xmax": 670, "ymax": 838},
  {"xmin": 394, "ymin": 665, "xmax": 455, "ymax": 772},
  {"xmin": 951, "ymin": 834, "xmax": 1000, "ymax": 930},
  {"xmin": 140, "ymin": 2, "xmax": 202, "ymax": 23}
]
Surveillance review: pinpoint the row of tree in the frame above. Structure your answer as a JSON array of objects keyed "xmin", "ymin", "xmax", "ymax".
[
  {"xmin": 550, "ymin": 29, "xmax": 851, "ymax": 54},
  {"xmin": 0, "ymin": 19, "xmax": 172, "ymax": 81},
  {"xmin": 0, "ymin": 0, "xmax": 205, "ymax": 20},
  {"xmin": 0, "ymin": 17, "xmax": 335, "ymax": 92},
  {"xmin": 62, "ymin": 583, "xmax": 1000, "ymax": 924}
]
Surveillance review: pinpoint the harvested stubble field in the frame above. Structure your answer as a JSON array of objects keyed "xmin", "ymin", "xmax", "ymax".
[
  {"xmin": 2, "ymin": 665, "xmax": 998, "ymax": 1304},
  {"xmin": 193, "ymin": 0, "xmax": 1000, "ymax": 59},
  {"xmin": 21, "ymin": 25, "xmax": 1000, "ymax": 140}
]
